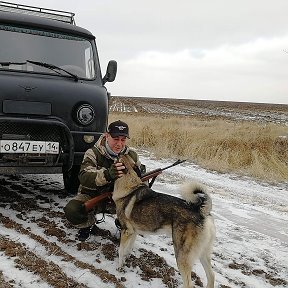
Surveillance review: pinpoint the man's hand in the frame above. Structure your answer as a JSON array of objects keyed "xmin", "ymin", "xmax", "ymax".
[
  {"xmin": 113, "ymin": 162, "xmax": 126, "ymax": 178},
  {"xmin": 104, "ymin": 162, "xmax": 126, "ymax": 181}
]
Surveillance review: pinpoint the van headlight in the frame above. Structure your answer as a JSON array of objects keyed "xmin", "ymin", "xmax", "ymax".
[{"xmin": 76, "ymin": 104, "xmax": 95, "ymax": 125}]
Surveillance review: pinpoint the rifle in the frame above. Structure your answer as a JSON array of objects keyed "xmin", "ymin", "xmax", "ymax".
[
  {"xmin": 83, "ymin": 159, "xmax": 187, "ymax": 212},
  {"xmin": 141, "ymin": 159, "xmax": 187, "ymax": 187}
]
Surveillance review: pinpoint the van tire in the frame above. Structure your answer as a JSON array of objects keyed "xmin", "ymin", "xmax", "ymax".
[{"xmin": 63, "ymin": 165, "xmax": 80, "ymax": 195}]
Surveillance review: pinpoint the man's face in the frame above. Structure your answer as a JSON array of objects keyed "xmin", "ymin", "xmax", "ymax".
[{"xmin": 106, "ymin": 133, "xmax": 127, "ymax": 154}]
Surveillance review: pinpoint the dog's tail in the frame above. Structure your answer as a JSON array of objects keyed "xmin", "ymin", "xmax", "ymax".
[{"xmin": 180, "ymin": 182, "xmax": 212, "ymax": 216}]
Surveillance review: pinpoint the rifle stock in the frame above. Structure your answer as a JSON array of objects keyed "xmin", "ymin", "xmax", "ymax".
[{"xmin": 83, "ymin": 191, "xmax": 112, "ymax": 212}]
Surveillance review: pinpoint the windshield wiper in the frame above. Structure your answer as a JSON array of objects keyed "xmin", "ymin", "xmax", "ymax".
[
  {"xmin": 0, "ymin": 60, "xmax": 79, "ymax": 81},
  {"xmin": 26, "ymin": 60, "xmax": 79, "ymax": 82},
  {"xmin": 0, "ymin": 61, "xmax": 27, "ymax": 66}
]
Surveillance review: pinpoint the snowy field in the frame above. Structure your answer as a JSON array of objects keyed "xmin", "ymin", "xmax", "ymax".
[
  {"xmin": 109, "ymin": 96, "xmax": 288, "ymax": 124},
  {"xmin": 0, "ymin": 150, "xmax": 287, "ymax": 288}
]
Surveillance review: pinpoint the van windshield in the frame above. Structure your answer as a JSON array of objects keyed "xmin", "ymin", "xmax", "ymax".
[{"xmin": 0, "ymin": 24, "xmax": 96, "ymax": 79}]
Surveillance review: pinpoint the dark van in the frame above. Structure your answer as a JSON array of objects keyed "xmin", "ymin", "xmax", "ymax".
[{"xmin": 0, "ymin": 2, "xmax": 117, "ymax": 193}]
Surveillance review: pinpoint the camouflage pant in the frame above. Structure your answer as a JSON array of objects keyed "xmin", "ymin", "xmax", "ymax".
[
  {"xmin": 64, "ymin": 193, "xmax": 96, "ymax": 228},
  {"xmin": 64, "ymin": 192, "xmax": 115, "ymax": 228}
]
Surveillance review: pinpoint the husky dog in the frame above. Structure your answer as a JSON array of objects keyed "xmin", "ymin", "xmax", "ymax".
[{"xmin": 112, "ymin": 155, "xmax": 215, "ymax": 288}]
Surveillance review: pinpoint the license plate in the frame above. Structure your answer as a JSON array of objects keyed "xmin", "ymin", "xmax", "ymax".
[{"xmin": 0, "ymin": 140, "xmax": 59, "ymax": 154}]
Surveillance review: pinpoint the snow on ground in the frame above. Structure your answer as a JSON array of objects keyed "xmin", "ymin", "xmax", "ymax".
[
  {"xmin": 0, "ymin": 151, "xmax": 287, "ymax": 288},
  {"xmin": 141, "ymin": 152, "xmax": 288, "ymax": 287}
]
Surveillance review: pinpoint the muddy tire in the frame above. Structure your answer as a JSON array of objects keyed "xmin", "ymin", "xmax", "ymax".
[{"xmin": 63, "ymin": 165, "xmax": 80, "ymax": 195}]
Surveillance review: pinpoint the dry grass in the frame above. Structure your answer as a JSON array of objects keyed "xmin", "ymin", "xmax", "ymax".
[{"xmin": 109, "ymin": 112, "xmax": 288, "ymax": 183}]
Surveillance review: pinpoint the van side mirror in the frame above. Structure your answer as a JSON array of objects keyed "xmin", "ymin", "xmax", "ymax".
[{"xmin": 102, "ymin": 60, "xmax": 117, "ymax": 84}]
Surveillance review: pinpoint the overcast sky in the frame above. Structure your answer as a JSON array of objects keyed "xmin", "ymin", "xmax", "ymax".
[{"xmin": 5, "ymin": 0, "xmax": 288, "ymax": 104}]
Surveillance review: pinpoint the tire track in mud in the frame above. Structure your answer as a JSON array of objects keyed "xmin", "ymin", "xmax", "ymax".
[
  {"xmin": 0, "ymin": 235, "xmax": 89, "ymax": 288},
  {"xmin": 0, "ymin": 271, "xmax": 14, "ymax": 288},
  {"xmin": 0, "ymin": 213, "xmax": 125, "ymax": 288},
  {"xmin": 0, "ymin": 175, "xmax": 181, "ymax": 287}
]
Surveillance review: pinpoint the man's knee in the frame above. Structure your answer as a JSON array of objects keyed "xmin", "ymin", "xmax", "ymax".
[{"xmin": 64, "ymin": 199, "xmax": 88, "ymax": 225}]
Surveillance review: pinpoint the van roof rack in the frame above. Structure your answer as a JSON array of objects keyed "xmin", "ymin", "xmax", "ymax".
[{"xmin": 0, "ymin": 1, "xmax": 75, "ymax": 24}]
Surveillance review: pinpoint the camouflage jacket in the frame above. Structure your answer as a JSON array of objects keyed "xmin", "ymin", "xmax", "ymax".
[{"xmin": 78, "ymin": 134, "xmax": 142, "ymax": 197}]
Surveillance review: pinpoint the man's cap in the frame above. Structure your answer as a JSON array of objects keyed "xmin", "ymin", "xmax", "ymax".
[{"xmin": 107, "ymin": 120, "xmax": 129, "ymax": 138}]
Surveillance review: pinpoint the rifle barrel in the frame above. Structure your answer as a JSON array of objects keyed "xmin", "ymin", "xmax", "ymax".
[{"xmin": 161, "ymin": 159, "xmax": 187, "ymax": 171}]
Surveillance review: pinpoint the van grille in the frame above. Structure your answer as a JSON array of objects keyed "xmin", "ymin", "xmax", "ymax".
[{"xmin": 0, "ymin": 122, "xmax": 69, "ymax": 151}]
